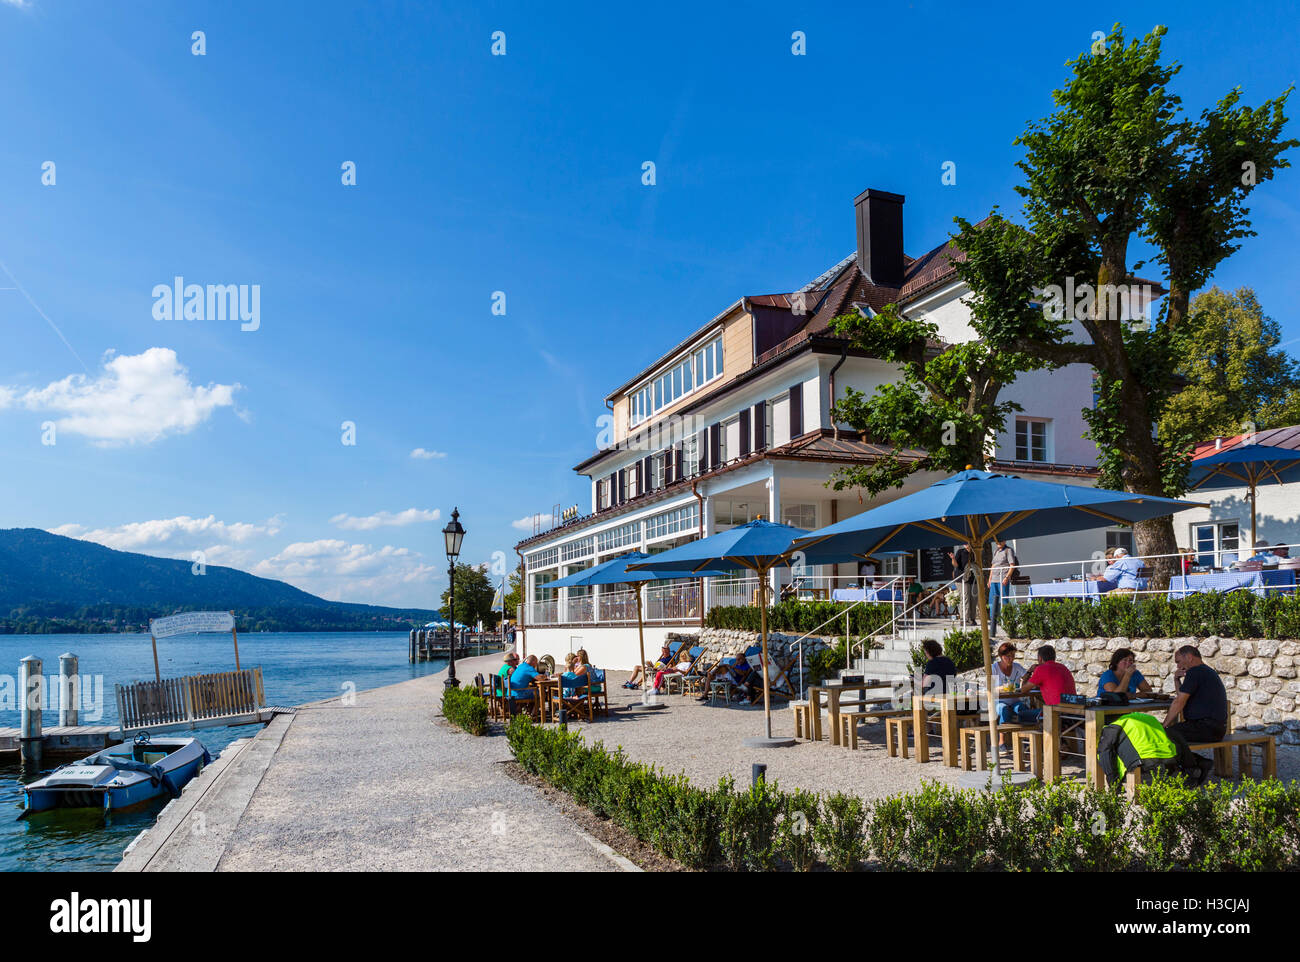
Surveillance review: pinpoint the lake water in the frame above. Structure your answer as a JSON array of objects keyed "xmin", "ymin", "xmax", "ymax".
[{"xmin": 0, "ymin": 631, "xmax": 451, "ymax": 871}]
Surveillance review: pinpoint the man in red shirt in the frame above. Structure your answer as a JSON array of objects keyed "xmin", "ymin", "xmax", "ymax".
[{"xmin": 1013, "ymin": 645, "xmax": 1077, "ymax": 723}]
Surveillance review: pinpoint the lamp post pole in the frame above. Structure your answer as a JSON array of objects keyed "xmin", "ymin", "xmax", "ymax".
[{"xmin": 443, "ymin": 507, "xmax": 466, "ymax": 693}]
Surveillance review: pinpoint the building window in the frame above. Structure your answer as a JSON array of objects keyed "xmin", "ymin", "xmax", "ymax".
[
  {"xmin": 628, "ymin": 334, "xmax": 723, "ymax": 427},
  {"xmin": 653, "ymin": 452, "xmax": 666, "ymax": 489},
  {"xmin": 1193, "ymin": 522, "xmax": 1239, "ymax": 568},
  {"xmin": 1105, "ymin": 529, "xmax": 1134, "ymax": 555},
  {"xmin": 781, "ymin": 504, "xmax": 816, "ymax": 530},
  {"xmin": 1015, "ymin": 418, "xmax": 1050, "ymax": 462},
  {"xmin": 683, "ymin": 436, "xmax": 699, "ymax": 477}
]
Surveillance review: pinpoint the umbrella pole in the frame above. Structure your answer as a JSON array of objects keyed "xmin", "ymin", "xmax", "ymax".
[
  {"xmin": 635, "ymin": 587, "xmax": 647, "ymax": 694},
  {"xmin": 1250, "ymin": 483, "xmax": 1259, "ymax": 552},
  {"xmin": 760, "ymin": 567, "xmax": 773, "ymax": 739},
  {"xmin": 973, "ymin": 538, "xmax": 1000, "ymax": 779}
]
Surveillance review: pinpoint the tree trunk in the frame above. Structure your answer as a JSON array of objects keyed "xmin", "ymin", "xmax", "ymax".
[{"xmin": 1096, "ymin": 246, "xmax": 1182, "ymax": 590}]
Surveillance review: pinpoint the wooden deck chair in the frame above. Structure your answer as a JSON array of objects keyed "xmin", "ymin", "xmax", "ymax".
[
  {"xmin": 553, "ymin": 672, "xmax": 595, "ymax": 722},
  {"xmin": 766, "ymin": 645, "xmax": 797, "ymax": 696},
  {"xmin": 588, "ymin": 667, "xmax": 609, "ymax": 716},
  {"xmin": 668, "ymin": 646, "xmax": 708, "ymax": 695}
]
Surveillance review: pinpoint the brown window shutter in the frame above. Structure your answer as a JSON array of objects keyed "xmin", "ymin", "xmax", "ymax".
[
  {"xmin": 709, "ymin": 423, "xmax": 721, "ymax": 468},
  {"xmin": 697, "ymin": 429, "xmax": 709, "ymax": 474},
  {"xmin": 789, "ymin": 384, "xmax": 803, "ymax": 438},
  {"xmin": 753, "ymin": 403, "xmax": 766, "ymax": 451},
  {"xmin": 617, "ymin": 468, "xmax": 626, "ymax": 504},
  {"xmin": 674, "ymin": 444, "xmax": 684, "ymax": 480},
  {"xmin": 739, "ymin": 409, "xmax": 751, "ymax": 457}
]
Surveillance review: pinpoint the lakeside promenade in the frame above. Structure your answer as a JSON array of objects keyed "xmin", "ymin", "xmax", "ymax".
[{"xmin": 116, "ymin": 654, "xmax": 625, "ymax": 872}]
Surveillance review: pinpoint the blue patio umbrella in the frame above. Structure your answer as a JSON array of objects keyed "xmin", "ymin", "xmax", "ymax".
[
  {"xmin": 1187, "ymin": 428, "xmax": 1300, "ymax": 553},
  {"xmin": 629, "ymin": 520, "xmax": 812, "ymax": 746},
  {"xmin": 543, "ymin": 552, "xmax": 729, "ymax": 694},
  {"xmin": 791, "ymin": 468, "xmax": 1207, "ymax": 775}
]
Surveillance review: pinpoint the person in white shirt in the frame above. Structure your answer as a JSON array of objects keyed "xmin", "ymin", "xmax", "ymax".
[{"xmin": 992, "ymin": 642, "xmax": 1030, "ymax": 751}]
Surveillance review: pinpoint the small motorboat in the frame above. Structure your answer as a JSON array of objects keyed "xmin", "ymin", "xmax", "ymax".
[{"xmin": 20, "ymin": 734, "xmax": 210, "ymax": 817}]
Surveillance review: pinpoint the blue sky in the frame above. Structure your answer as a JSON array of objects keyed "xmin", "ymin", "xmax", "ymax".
[{"xmin": 1, "ymin": 1, "xmax": 1297, "ymax": 607}]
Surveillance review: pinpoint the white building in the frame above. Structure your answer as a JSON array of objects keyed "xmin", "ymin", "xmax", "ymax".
[{"xmin": 515, "ymin": 187, "xmax": 1154, "ymax": 668}]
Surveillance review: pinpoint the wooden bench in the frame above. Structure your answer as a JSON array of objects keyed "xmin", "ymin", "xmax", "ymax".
[
  {"xmin": 1013, "ymin": 730, "xmax": 1043, "ymax": 778},
  {"xmin": 1189, "ymin": 731, "xmax": 1277, "ymax": 780},
  {"xmin": 836, "ymin": 708, "xmax": 911, "ymax": 750},
  {"xmin": 886, "ymin": 716, "xmax": 912, "ymax": 758},
  {"xmin": 791, "ymin": 701, "xmax": 812, "ymax": 739},
  {"xmin": 1122, "ymin": 731, "xmax": 1277, "ymax": 799},
  {"xmin": 958, "ymin": 724, "xmax": 1037, "ymax": 771}
]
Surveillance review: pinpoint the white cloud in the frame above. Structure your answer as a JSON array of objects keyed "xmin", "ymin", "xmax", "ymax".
[
  {"xmin": 253, "ymin": 540, "xmax": 440, "ymax": 606},
  {"xmin": 0, "ymin": 348, "xmax": 239, "ymax": 444},
  {"xmin": 329, "ymin": 508, "xmax": 441, "ymax": 531},
  {"xmin": 512, "ymin": 513, "xmax": 553, "ymax": 531},
  {"xmin": 50, "ymin": 514, "xmax": 284, "ymax": 551},
  {"xmin": 409, "ymin": 448, "xmax": 447, "ymax": 460}
]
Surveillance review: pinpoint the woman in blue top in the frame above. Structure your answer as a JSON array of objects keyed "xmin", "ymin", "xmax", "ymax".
[{"xmin": 1097, "ymin": 648, "xmax": 1153, "ymax": 696}]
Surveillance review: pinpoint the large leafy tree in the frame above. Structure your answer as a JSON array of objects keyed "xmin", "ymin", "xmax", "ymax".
[
  {"xmin": 1159, "ymin": 287, "xmax": 1300, "ymax": 443},
  {"xmin": 1002, "ymin": 24, "xmax": 1294, "ymax": 582},
  {"xmin": 828, "ymin": 215, "xmax": 1078, "ymax": 495},
  {"xmin": 439, "ymin": 562, "xmax": 497, "ymax": 629}
]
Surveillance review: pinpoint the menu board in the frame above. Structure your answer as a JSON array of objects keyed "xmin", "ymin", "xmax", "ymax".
[{"xmin": 919, "ymin": 547, "xmax": 955, "ymax": 584}]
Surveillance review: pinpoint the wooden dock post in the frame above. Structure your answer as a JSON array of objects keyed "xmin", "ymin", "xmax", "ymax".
[
  {"xmin": 409, "ymin": 629, "xmax": 417, "ymax": 663},
  {"xmin": 19, "ymin": 655, "xmax": 42, "ymax": 768},
  {"xmin": 58, "ymin": 652, "xmax": 79, "ymax": 727}
]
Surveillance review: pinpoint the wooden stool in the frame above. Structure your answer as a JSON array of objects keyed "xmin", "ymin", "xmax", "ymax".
[
  {"xmin": 838, "ymin": 714, "xmax": 859, "ymax": 750},
  {"xmin": 886, "ymin": 716, "xmax": 912, "ymax": 758},
  {"xmin": 1013, "ymin": 730, "xmax": 1043, "ymax": 779},
  {"xmin": 959, "ymin": 727, "xmax": 991, "ymax": 771},
  {"xmin": 791, "ymin": 701, "xmax": 811, "ymax": 740}
]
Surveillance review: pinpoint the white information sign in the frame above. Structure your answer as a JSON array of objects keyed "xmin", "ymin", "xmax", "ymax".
[{"xmin": 150, "ymin": 610, "xmax": 235, "ymax": 638}]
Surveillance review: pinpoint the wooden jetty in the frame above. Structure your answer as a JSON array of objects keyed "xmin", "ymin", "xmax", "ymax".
[
  {"xmin": 0, "ymin": 725, "xmax": 119, "ymax": 758},
  {"xmin": 409, "ymin": 628, "xmax": 507, "ymax": 663}
]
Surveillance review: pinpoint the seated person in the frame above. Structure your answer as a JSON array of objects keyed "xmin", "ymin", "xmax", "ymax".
[
  {"xmin": 508, "ymin": 654, "xmax": 545, "ymax": 701},
  {"xmin": 919, "ymin": 639, "xmax": 957, "ymax": 696},
  {"xmin": 906, "ymin": 579, "xmax": 925, "ymax": 613},
  {"xmin": 1091, "ymin": 547, "xmax": 1141, "ymax": 594},
  {"xmin": 652, "ymin": 646, "xmax": 694, "ymax": 693},
  {"xmin": 1015, "ymin": 645, "xmax": 1076, "ymax": 723},
  {"xmin": 1248, "ymin": 542, "xmax": 1288, "ymax": 566},
  {"xmin": 626, "ymin": 643, "xmax": 672, "ymax": 689},
  {"xmin": 561, "ymin": 648, "xmax": 597, "ymax": 697},
  {"xmin": 1165, "ymin": 645, "xmax": 1228, "ymax": 745},
  {"xmin": 1099, "ymin": 711, "xmax": 1212, "ymax": 789},
  {"xmin": 1098, "ymin": 648, "xmax": 1152, "ymax": 697},
  {"xmin": 992, "ymin": 642, "xmax": 1029, "ymax": 749},
  {"xmin": 498, "ymin": 651, "xmax": 519, "ymax": 682},
  {"xmin": 695, "ymin": 652, "xmax": 761, "ymax": 704}
]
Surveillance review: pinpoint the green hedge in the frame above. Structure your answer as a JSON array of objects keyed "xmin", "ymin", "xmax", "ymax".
[
  {"xmin": 441, "ymin": 683, "xmax": 489, "ymax": 735},
  {"xmin": 909, "ymin": 628, "xmax": 986, "ymax": 675},
  {"xmin": 506, "ymin": 715, "xmax": 1300, "ymax": 871},
  {"xmin": 706, "ymin": 599, "xmax": 894, "ymax": 636},
  {"xmin": 1002, "ymin": 592, "xmax": 1300, "ymax": 640}
]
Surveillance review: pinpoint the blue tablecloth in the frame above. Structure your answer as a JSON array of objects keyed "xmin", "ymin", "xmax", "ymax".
[
  {"xmin": 1028, "ymin": 580, "xmax": 1105, "ymax": 602},
  {"xmin": 832, "ymin": 588, "xmax": 904, "ymax": 603},
  {"xmin": 1168, "ymin": 569, "xmax": 1296, "ymax": 599}
]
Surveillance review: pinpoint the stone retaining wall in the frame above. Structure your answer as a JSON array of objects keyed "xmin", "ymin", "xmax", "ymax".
[
  {"xmin": 1012, "ymin": 637, "xmax": 1300, "ymax": 745},
  {"xmin": 665, "ymin": 627, "xmax": 842, "ymax": 668}
]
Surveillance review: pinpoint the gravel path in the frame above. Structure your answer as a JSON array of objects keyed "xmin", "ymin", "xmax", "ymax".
[
  {"xmin": 215, "ymin": 655, "xmax": 618, "ymax": 872},
  {"xmin": 573, "ymin": 672, "xmax": 1300, "ymax": 799}
]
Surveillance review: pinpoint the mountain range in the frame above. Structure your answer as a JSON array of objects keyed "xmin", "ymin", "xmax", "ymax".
[{"xmin": 0, "ymin": 528, "xmax": 437, "ymax": 633}]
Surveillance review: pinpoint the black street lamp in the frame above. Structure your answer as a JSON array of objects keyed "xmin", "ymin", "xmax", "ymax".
[{"xmin": 442, "ymin": 507, "xmax": 466, "ymax": 692}]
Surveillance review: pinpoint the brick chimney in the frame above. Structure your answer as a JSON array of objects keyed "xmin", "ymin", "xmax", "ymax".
[{"xmin": 854, "ymin": 188, "xmax": 905, "ymax": 287}]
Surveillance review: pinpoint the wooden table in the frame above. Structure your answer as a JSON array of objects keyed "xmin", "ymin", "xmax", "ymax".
[
  {"xmin": 532, "ymin": 677, "xmax": 559, "ymax": 723},
  {"xmin": 909, "ymin": 689, "xmax": 1041, "ymax": 766},
  {"xmin": 1041, "ymin": 696, "xmax": 1173, "ymax": 786},
  {"xmin": 805, "ymin": 681, "xmax": 890, "ymax": 744},
  {"xmin": 910, "ymin": 691, "xmax": 985, "ymax": 765}
]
